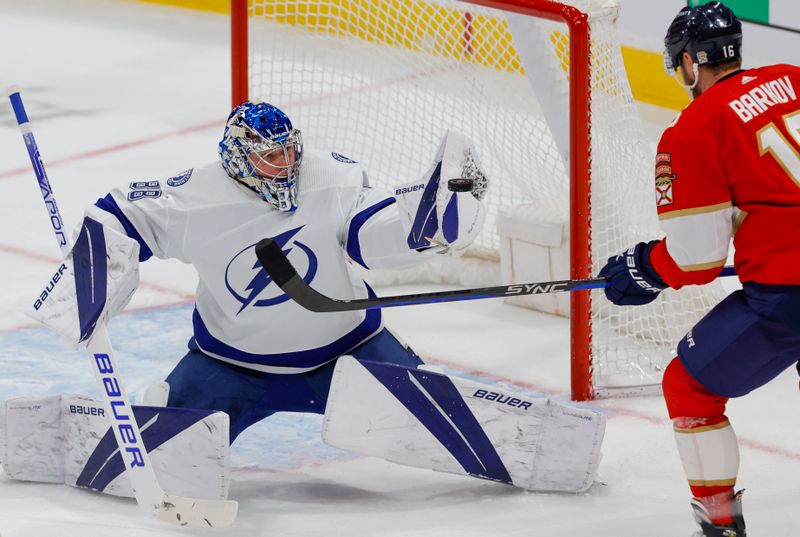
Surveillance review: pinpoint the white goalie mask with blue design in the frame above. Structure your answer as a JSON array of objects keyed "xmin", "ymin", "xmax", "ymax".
[{"xmin": 219, "ymin": 101, "xmax": 303, "ymax": 212}]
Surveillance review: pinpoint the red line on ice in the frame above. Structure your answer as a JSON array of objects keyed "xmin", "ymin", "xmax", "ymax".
[
  {"xmin": 427, "ymin": 355, "xmax": 800, "ymax": 462},
  {"xmin": 0, "ymin": 120, "xmax": 223, "ymax": 181},
  {"xmin": 0, "ymin": 243, "xmax": 194, "ymax": 301}
]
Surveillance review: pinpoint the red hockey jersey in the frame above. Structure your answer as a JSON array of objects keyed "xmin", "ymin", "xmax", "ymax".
[{"xmin": 649, "ymin": 64, "xmax": 800, "ymax": 288}]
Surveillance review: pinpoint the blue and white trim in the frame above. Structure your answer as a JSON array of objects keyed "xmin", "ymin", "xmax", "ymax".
[
  {"xmin": 360, "ymin": 360, "xmax": 512, "ymax": 484},
  {"xmin": 346, "ymin": 197, "xmax": 396, "ymax": 269},
  {"xmin": 95, "ymin": 194, "xmax": 155, "ymax": 262},
  {"xmin": 192, "ymin": 307, "xmax": 383, "ymax": 373}
]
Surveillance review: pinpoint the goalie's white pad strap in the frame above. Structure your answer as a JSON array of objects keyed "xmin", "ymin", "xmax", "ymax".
[
  {"xmin": 0, "ymin": 395, "xmax": 230, "ymax": 500},
  {"xmin": 323, "ymin": 357, "xmax": 605, "ymax": 493},
  {"xmin": 26, "ymin": 217, "xmax": 139, "ymax": 348}
]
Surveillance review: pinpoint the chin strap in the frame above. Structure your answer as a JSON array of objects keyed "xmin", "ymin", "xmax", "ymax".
[
  {"xmin": 674, "ymin": 63, "xmax": 701, "ymax": 98},
  {"xmin": 234, "ymin": 173, "xmax": 261, "ymax": 191},
  {"xmin": 232, "ymin": 174, "xmax": 264, "ymax": 200},
  {"xmin": 234, "ymin": 174, "xmax": 296, "ymax": 211}
]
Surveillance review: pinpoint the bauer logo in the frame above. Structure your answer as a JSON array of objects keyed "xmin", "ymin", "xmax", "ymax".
[
  {"xmin": 94, "ymin": 353, "xmax": 145, "ymax": 469},
  {"xmin": 69, "ymin": 404, "xmax": 105, "ymax": 417},
  {"xmin": 395, "ymin": 183, "xmax": 425, "ymax": 196},
  {"xmin": 472, "ymin": 389, "xmax": 532, "ymax": 410},
  {"xmin": 685, "ymin": 330, "xmax": 696, "ymax": 348},
  {"xmin": 33, "ymin": 263, "xmax": 68, "ymax": 310},
  {"xmin": 166, "ymin": 169, "xmax": 193, "ymax": 187}
]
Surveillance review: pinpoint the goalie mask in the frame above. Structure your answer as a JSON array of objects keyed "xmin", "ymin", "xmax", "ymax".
[{"xmin": 219, "ymin": 101, "xmax": 303, "ymax": 212}]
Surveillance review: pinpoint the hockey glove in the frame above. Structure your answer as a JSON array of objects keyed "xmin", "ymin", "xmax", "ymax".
[
  {"xmin": 26, "ymin": 216, "xmax": 140, "ymax": 348},
  {"xmin": 393, "ymin": 129, "xmax": 487, "ymax": 253},
  {"xmin": 599, "ymin": 240, "xmax": 667, "ymax": 306}
]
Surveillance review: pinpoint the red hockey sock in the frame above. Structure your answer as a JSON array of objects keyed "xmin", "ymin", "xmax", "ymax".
[
  {"xmin": 690, "ymin": 486, "xmax": 735, "ymax": 525},
  {"xmin": 664, "ymin": 360, "xmax": 738, "ymax": 526}
]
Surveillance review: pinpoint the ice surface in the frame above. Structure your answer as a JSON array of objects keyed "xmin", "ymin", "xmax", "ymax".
[{"xmin": 1, "ymin": 1, "xmax": 798, "ymax": 535}]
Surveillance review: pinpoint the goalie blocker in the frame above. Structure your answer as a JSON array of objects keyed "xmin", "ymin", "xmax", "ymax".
[
  {"xmin": 26, "ymin": 216, "xmax": 140, "ymax": 348},
  {"xmin": 324, "ymin": 357, "xmax": 605, "ymax": 493}
]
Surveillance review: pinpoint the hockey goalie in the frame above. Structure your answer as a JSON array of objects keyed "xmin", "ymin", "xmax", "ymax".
[{"xmin": 3, "ymin": 101, "xmax": 605, "ymax": 506}]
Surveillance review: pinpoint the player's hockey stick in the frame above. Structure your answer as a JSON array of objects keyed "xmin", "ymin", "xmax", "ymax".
[
  {"xmin": 256, "ymin": 237, "xmax": 736, "ymax": 312},
  {"xmin": 7, "ymin": 87, "xmax": 238, "ymax": 529}
]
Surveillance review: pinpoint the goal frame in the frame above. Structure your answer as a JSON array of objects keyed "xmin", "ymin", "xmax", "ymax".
[{"xmin": 229, "ymin": 0, "xmax": 595, "ymax": 401}]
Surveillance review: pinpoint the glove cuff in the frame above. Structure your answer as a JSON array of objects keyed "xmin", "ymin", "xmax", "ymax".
[{"xmin": 638, "ymin": 240, "xmax": 667, "ymax": 290}]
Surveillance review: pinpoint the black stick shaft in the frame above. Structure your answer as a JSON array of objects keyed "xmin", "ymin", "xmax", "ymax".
[
  {"xmin": 256, "ymin": 238, "xmax": 737, "ymax": 312},
  {"xmin": 256, "ymin": 238, "xmax": 610, "ymax": 312}
]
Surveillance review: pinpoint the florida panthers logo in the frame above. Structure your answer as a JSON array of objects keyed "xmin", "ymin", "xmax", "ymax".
[
  {"xmin": 655, "ymin": 152, "xmax": 676, "ymax": 207},
  {"xmin": 224, "ymin": 226, "xmax": 317, "ymax": 314}
]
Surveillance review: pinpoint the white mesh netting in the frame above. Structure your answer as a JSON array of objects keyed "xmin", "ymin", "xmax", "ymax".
[{"xmin": 244, "ymin": 0, "xmax": 727, "ymax": 396}]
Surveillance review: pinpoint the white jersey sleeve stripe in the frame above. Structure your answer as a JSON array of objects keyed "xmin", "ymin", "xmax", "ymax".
[
  {"xmin": 658, "ymin": 201, "xmax": 733, "ymax": 220},
  {"xmin": 89, "ymin": 194, "xmax": 156, "ymax": 261},
  {"xmin": 661, "ymin": 205, "xmax": 733, "ymax": 268},
  {"xmin": 345, "ymin": 188, "xmax": 437, "ymax": 271},
  {"xmin": 346, "ymin": 197, "xmax": 396, "ymax": 269}
]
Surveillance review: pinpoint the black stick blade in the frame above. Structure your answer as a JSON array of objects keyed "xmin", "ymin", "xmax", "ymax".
[
  {"xmin": 256, "ymin": 237, "xmax": 344, "ymax": 312},
  {"xmin": 255, "ymin": 237, "xmax": 297, "ymax": 288}
]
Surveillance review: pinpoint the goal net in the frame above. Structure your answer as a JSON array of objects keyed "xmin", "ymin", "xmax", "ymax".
[{"xmin": 231, "ymin": 0, "xmax": 727, "ymax": 399}]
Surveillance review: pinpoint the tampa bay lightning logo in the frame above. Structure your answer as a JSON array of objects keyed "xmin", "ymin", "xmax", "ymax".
[
  {"xmin": 166, "ymin": 169, "xmax": 193, "ymax": 187},
  {"xmin": 224, "ymin": 226, "xmax": 317, "ymax": 314}
]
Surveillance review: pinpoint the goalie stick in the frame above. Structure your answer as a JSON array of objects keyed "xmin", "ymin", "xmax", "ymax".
[
  {"xmin": 255, "ymin": 237, "xmax": 736, "ymax": 312},
  {"xmin": 6, "ymin": 87, "xmax": 238, "ymax": 529}
]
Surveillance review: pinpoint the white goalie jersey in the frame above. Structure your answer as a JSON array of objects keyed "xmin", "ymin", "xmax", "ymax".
[{"xmin": 85, "ymin": 150, "xmax": 428, "ymax": 373}]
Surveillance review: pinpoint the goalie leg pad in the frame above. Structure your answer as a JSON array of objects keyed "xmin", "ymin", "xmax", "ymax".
[
  {"xmin": 322, "ymin": 357, "xmax": 605, "ymax": 493},
  {"xmin": 0, "ymin": 394, "xmax": 230, "ymax": 500}
]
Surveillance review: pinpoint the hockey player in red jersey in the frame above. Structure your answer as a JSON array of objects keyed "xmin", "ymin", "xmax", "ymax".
[{"xmin": 599, "ymin": 2, "xmax": 800, "ymax": 536}]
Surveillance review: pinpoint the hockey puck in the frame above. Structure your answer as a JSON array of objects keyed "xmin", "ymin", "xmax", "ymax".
[{"xmin": 447, "ymin": 178, "xmax": 474, "ymax": 192}]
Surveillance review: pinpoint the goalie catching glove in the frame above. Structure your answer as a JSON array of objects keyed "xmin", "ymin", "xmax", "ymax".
[
  {"xmin": 26, "ymin": 216, "xmax": 139, "ymax": 347},
  {"xmin": 394, "ymin": 129, "xmax": 488, "ymax": 253}
]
